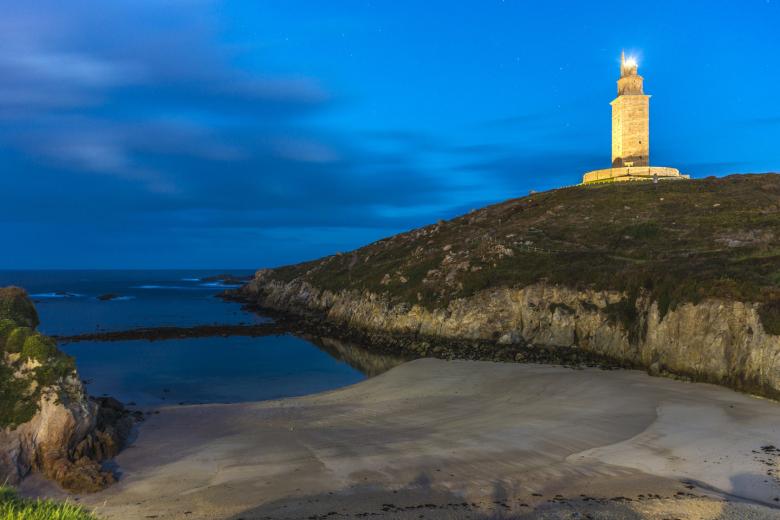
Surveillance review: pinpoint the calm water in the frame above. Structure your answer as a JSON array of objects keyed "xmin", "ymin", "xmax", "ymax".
[
  {"xmin": 0, "ymin": 270, "xmax": 264, "ymax": 335},
  {"xmin": 0, "ymin": 270, "xmax": 369, "ymax": 406}
]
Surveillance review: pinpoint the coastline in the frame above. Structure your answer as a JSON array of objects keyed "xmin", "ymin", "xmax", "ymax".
[
  {"xmin": 232, "ymin": 275, "xmax": 780, "ymax": 400},
  {"xmin": 231, "ymin": 175, "xmax": 780, "ymax": 402},
  {"xmin": 224, "ymin": 296, "xmax": 643, "ymax": 370},
  {"xmin": 28, "ymin": 358, "xmax": 780, "ymax": 519}
]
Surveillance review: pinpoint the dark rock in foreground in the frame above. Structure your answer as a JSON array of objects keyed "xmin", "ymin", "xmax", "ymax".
[{"xmin": 0, "ymin": 287, "xmax": 134, "ymax": 492}]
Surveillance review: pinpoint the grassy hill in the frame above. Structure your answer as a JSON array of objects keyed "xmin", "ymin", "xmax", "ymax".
[{"xmin": 268, "ymin": 174, "xmax": 780, "ymax": 333}]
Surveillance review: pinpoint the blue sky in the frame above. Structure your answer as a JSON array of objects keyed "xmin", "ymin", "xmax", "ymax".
[{"xmin": 2, "ymin": 0, "xmax": 778, "ymax": 269}]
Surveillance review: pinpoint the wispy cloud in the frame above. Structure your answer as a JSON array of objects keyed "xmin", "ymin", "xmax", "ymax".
[
  {"xmin": 0, "ymin": 0, "xmax": 457, "ymax": 219},
  {"xmin": 481, "ymin": 113, "xmax": 552, "ymax": 129}
]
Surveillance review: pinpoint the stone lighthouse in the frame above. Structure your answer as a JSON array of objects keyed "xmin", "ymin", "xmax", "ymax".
[
  {"xmin": 612, "ymin": 51, "xmax": 649, "ymax": 168},
  {"xmin": 582, "ymin": 52, "xmax": 686, "ymax": 184}
]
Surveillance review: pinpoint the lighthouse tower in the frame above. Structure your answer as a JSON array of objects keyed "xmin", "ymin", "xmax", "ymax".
[
  {"xmin": 611, "ymin": 51, "xmax": 649, "ymax": 167},
  {"xmin": 582, "ymin": 52, "xmax": 686, "ymax": 184}
]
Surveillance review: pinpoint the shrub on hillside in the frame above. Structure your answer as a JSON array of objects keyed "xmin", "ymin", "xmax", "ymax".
[
  {"xmin": 759, "ymin": 300, "xmax": 780, "ymax": 336},
  {"xmin": 0, "ymin": 287, "xmax": 39, "ymax": 328},
  {"xmin": 0, "ymin": 289, "xmax": 78, "ymax": 428}
]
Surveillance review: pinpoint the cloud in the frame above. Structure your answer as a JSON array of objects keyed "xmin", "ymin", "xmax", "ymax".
[
  {"xmin": 0, "ymin": 1, "xmax": 603, "ymax": 268},
  {"xmin": 445, "ymin": 143, "xmax": 509, "ymax": 156},
  {"xmin": 359, "ymin": 130, "xmax": 444, "ymax": 155},
  {"xmin": 454, "ymin": 150, "xmax": 603, "ymax": 190},
  {"xmin": 0, "ymin": 50, "xmax": 141, "ymax": 88},
  {"xmin": 271, "ymin": 137, "xmax": 341, "ymax": 163},
  {"xmin": 481, "ymin": 113, "xmax": 552, "ymax": 129},
  {"xmin": 0, "ymin": 0, "xmax": 463, "ymax": 241}
]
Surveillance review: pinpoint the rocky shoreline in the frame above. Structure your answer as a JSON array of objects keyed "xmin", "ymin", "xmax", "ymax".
[
  {"xmin": 223, "ymin": 292, "xmax": 639, "ymax": 370},
  {"xmin": 235, "ymin": 175, "xmax": 780, "ymax": 401},
  {"xmin": 55, "ymin": 322, "xmax": 288, "ymax": 343},
  {"xmin": 0, "ymin": 375, "xmax": 137, "ymax": 493},
  {"xmin": 232, "ymin": 274, "xmax": 780, "ymax": 400},
  {"xmin": 1, "ymin": 287, "xmax": 136, "ymax": 493}
]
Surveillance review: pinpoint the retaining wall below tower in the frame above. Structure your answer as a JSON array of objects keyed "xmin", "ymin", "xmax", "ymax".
[{"xmin": 582, "ymin": 166, "xmax": 687, "ymax": 184}]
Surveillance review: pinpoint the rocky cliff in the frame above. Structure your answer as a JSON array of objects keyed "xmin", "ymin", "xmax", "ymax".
[
  {"xmin": 0, "ymin": 287, "xmax": 132, "ymax": 492},
  {"xmin": 238, "ymin": 174, "xmax": 780, "ymax": 398}
]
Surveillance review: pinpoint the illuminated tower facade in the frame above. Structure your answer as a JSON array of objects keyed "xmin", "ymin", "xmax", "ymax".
[
  {"xmin": 581, "ymin": 51, "xmax": 686, "ymax": 184},
  {"xmin": 611, "ymin": 51, "xmax": 649, "ymax": 167}
]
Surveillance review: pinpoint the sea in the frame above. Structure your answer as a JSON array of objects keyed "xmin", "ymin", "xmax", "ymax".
[{"xmin": 0, "ymin": 270, "xmax": 378, "ymax": 408}]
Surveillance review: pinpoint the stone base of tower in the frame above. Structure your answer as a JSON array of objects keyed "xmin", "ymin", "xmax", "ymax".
[{"xmin": 582, "ymin": 166, "xmax": 688, "ymax": 185}]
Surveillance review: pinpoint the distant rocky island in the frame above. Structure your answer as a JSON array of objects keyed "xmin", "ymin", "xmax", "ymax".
[{"xmin": 237, "ymin": 174, "xmax": 780, "ymax": 398}]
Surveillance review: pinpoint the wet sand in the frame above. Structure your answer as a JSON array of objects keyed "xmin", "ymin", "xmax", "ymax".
[{"xmin": 28, "ymin": 359, "xmax": 780, "ymax": 519}]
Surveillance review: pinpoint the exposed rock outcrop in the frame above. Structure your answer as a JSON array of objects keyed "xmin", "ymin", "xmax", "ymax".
[
  {"xmin": 240, "ymin": 272, "xmax": 780, "ymax": 400},
  {"xmin": 0, "ymin": 287, "xmax": 132, "ymax": 492}
]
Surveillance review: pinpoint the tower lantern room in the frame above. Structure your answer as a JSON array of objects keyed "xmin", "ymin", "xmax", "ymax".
[{"xmin": 617, "ymin": 51, "xmax": 644, "ymax": 95}]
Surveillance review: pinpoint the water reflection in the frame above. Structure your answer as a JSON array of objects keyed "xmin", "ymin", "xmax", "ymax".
[
  {"xmin": 302, "ymin": 334, "xmax": 411, "ymax": 377},
  {"xmin": 63, "ymin": 334, "xmax": 370, "ymax": 407}
]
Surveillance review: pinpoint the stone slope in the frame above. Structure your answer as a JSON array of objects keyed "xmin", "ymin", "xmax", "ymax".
[
  {"xmin": 238, "ymin": 174, "xmax": 780, "ymax": 398},
  {"xmin": 0, "ymin": 287, "xmax": 132, "ymax": 492}
]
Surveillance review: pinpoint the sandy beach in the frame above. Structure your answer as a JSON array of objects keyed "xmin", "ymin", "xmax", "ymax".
[{"xmin": 27, "ymin": 359, "xmax": 780, "ymax": 519}]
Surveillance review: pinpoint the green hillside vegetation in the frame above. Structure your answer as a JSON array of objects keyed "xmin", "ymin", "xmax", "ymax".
[
  {"xmin": 0, "ymin": 288, "xmax": 77, "ymax": 428},
  {"xmin": 0, "ymin": 486, "xmax": 97, "ymax": 520},
  {"xmin": 269, "ymin": 174, "xmax": 780, "ymax": 334}
]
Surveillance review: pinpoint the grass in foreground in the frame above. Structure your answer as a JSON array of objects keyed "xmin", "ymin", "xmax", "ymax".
[{"xmin": 0, "ymin": 486, "xmax": 98, "ymax": 520}]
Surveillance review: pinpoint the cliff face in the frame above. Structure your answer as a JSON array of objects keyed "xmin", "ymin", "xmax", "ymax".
[
  {"xmin": 0, "ymin": 287, "xmax": 131, "ymax": 492},
  {"xmin": 242, "ymin": 276, "xmax": 780, "ymax": 399}
]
